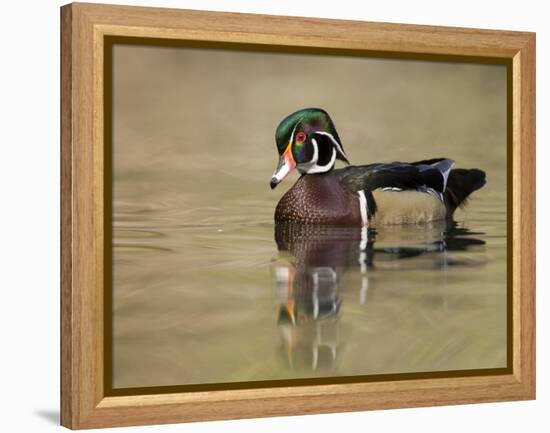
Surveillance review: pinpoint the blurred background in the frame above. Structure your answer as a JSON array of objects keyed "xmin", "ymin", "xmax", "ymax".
[{"xmin": 112, "ymin": 44, "xmax": 507, "ymax": 389}]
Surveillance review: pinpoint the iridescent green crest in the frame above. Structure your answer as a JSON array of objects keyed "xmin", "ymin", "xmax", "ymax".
[{"xmin": 274, "ymin": 108, "xmax": 342, "ymax": 156}]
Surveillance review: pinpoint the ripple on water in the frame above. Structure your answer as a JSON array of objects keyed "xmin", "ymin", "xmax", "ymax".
[{"xmin": 112, "ymin": 190, "xmax": 507, "ymax": 388}]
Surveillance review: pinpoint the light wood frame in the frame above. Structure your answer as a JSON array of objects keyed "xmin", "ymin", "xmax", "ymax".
[{"xmin": 60, "ymin": 2, "xmax": 536, "ymax": 429}]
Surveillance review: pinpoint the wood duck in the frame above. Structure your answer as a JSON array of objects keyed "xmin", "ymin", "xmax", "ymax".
[{"xmin": 270, "ymin": 108, "xmax": 486, "ymax": 226}]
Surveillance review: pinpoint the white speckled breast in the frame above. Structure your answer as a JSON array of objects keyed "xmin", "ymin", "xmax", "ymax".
[{"xmin": 274, "ymin": 174, "xmax": 362, "ymax": 225}]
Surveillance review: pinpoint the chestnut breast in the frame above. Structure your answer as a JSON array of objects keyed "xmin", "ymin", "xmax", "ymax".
[{"xmin": 275, "ymin": 174, "xmax": 362, "ymax": 225}]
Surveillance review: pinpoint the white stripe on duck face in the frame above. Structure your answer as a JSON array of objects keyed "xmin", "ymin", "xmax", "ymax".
[
  {"xmin": 298, "ymin": 138, "xmax": 337, "ymax": 174},
  {"xmin": 313, "ymin": 131, "xmax": 349, "ymax": 161},
  {"xmin": 288, "ymin": 122, "xmax": 299, "ymax": 147}
]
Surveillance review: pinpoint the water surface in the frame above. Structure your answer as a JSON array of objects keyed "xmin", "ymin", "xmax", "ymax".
[{"xmin": 112, "ymin": 186, "xmax": 506, "ymax": 388}]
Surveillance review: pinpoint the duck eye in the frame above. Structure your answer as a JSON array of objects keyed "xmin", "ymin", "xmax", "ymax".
[{"xmin": 295, "ymin": 132, "xmax": 306, "ymax": 144}]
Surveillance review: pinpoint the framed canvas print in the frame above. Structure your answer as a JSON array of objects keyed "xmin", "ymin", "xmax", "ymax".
[{"xmin": 60, "ymin": 2, "xmax": 536, "ymax": 429}]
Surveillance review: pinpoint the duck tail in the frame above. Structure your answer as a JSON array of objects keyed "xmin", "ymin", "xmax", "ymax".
[{"xmin": 445, "ymin": 168, "xmax": 486, "ymax": 212}]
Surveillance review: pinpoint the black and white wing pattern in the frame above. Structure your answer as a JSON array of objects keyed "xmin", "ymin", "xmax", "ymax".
[{"xmin": 334, "ymin": 158, "xmax": 455, "ymax": 197}]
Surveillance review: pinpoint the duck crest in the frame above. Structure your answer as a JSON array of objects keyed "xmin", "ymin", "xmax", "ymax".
[{"xmin": 275, "ymin": 174, "xmax": 362, "ymax": 225}]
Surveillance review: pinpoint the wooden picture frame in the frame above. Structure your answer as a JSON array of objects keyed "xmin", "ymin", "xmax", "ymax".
[{"xmin": 60, "ymin": 2, "xmax": 536, "ymax": 429}]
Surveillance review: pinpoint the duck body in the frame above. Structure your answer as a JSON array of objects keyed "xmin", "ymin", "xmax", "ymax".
[
  {"xmin": 275, "ymin": 173, "xmax": 362, "ymax": 225},
  {"xmin": 275, "ymin": 159, "xmax": 486, "ymax": 226},
  {"xmin": 270, "ymin": 108, "xmax": 486, "ymax": 227}
]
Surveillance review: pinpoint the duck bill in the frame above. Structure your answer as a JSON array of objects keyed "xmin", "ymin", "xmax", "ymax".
[{"xmin": 270, "ymin": 148, "xmax": 296, "ymax": 189}]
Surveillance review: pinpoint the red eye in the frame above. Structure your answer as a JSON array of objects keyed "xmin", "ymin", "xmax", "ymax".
[{"xmin": 296, "ymin": 132, "xmax": 306, "ymax": 143}]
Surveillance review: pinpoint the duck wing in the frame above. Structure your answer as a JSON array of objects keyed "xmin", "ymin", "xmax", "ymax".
[{"xmin": 334, "ymin": 158, "xmax": 455, "ymax": 195}]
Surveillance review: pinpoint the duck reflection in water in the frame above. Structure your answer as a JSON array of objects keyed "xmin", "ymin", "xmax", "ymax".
[{"xmin": 273, "ymin": 222, "xmax": 485, "ymax": 372}]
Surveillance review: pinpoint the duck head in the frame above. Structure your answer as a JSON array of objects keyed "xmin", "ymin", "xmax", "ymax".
[{"xmin": 270, "ymin": 108, "xmax": 349, "ymax": 189}]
